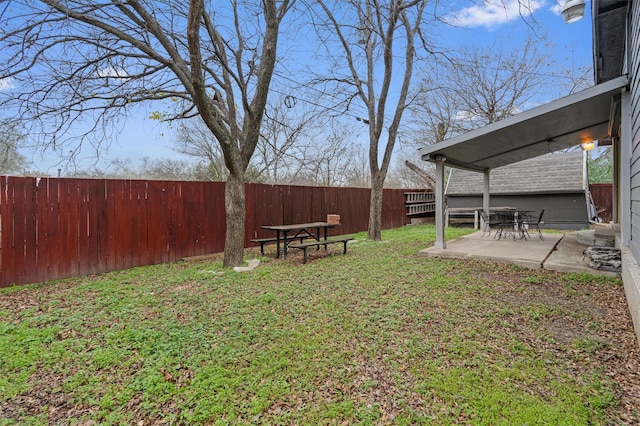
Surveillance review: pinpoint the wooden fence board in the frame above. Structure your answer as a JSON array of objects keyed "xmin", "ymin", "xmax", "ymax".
[
  {"xmin": 64, "ymin": 179, "xmax": 80, "ymax": 279},
  {"xmin": 35, "ymin": 178, "xmax": 50, "ymax": 281},
  {"xmin": 107, "ymin": 180, "xmax": 120, "ymax": 271},
  {"xmin": 117, "ymin": 180, "xmax": 128, "ymax": 270},
  {"xmin": 192, "ymin": 181, "xmax": 207, "ymax": 257},
  {"xmin": 23, "ymin": 179, "xmax": 38, "ymax": 284},
  {"xmin": 88, "ymin": 180, "xmax": 99, "ymax": 273},
  {"xmin": 76, "ymin": 180, "xmax": 88, "ymax": 274},
  {"xmin": 174, "ymin": 181, "xmax": 185, "ymax": 258},
  {"xmin": 104, "ymin": 180, "xmax": 116, "ymax": 272},
  {"xmin": 167, "ymin": 181, "xmax": 179, "ymax": 259},
  {"xmin": 209, "ymin": 182, "xmax": 225, "ymax": 252},
  {"xmin": 9, "ymin": 178, "xmax": 27, "ymax": 285},
  {"xmin": 136, "ymin": 180, "xmax": 150, "ymax": 267},
  {"xmin": 590, "ymin": 183, "xmax": 613, "ymax": 222},
  {"xmin": 1, "ymin": 177, "xmax": 13, "ymax": 286},
  {"xmin": 0, "ymin": 177, "xmax": 6, "ymax": 280}
]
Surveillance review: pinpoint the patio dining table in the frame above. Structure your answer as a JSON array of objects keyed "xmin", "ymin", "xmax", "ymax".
[{"xmin": 494, "ymin": 210, "xmax": 533, "ymax": 240}]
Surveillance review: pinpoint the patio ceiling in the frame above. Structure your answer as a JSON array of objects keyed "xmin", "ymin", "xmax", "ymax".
[{"xmin": 419, "ymin": 75, "xmax": 628, "ymax": 172}]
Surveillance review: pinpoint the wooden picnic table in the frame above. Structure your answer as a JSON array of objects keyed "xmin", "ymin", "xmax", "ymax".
[{"xmin": 260, "ymin": 222, "xmax": 340, "ymax": 259}]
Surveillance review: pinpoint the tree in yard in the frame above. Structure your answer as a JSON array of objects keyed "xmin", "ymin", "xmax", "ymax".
[
  {"xmin": 403, "ymin": 36, "xmax": 556, "ymax": 184},
  {"xmin": 311, "ymin": 0, "xmax": 431, "ymax": 240},
  {"xmin": 343, "ymin": 144, "xmax": 371, "ymax": 188},
  {"xmin": 409, "ymin": 36, "xmax": 549, "ymax": 147},
  {"xmin": 401, "ymin": 158, "xmax": 435, "ymax": 189},
  {"xmin": 588, "ymin": 148, "xmax": 613, "ymax": 184},
  {"xmin": 286, "ymin": 121, "xmax": 362, "ymax": 187},
  {"xmin": 138, "ymin": 157, "xmax": 202, "ymax": 181},
  {"xmin": 449, "ymin": 37, "xmax": 549, "ymax": 128},
  {"xmin": 173, "ymin": 118, "xmax": 231, "ymax": 182},
  {"xmin": 254, "ymin": 95, "xmax": 323, "ymax": 184},
  {"xmin": 0, "ymin": 0, "xmax": 294, "ymax": 267},
  {"xmin": 0, "ymin": 118, "xmax": 28, "ymax": 175},
  {"xmin": 174, "ymin": 98, "xmax": 352, "ymax": 185}
]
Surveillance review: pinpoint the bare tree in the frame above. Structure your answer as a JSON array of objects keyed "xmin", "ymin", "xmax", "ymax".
[
  {"xmin": 282, "ymin": 121, "xmax": 359, "ymax": 186},
  {"xmin": 174, "ymin": 94, "xmax": 330, "ymax": 184},
  {"xmin": 451, "ymin": 37, "xmax": 548, "ymax": 127},
  {"xmin": 343, "ymin": 144, "xmax": 370, "ymax": 188},
  {"xmin": 410, "ymin": 36, "xmax": 552, "ymax": 147},
  {"xmin": 402, "ymin": 159, "xmax": 435, "ymax": 189},
  {"xmin": 0, "ymin": 118, "xmax": 28, "ymax": 175},
  {"xmin": 65, "ymin": 156, "xmax": 213, "ymax": 180},
  {"xmin": 404, "ymin": 30, "xmax": 590, "ymax": 192},
  {"xmin": 139, "ymin": 157, "xmax": 200, "ymax": 181},
  {"xmin": 174, "ymin": 118, "xmax": 230, "ymax": 182},
  {"xmin": 311, "ymin": 0, "xmax": 431, "ymax": 240},
  {"xmin": 401, "ymin": 37, "xmax": 558, "ymax": 192},
  {"xmin": 0, "ymin": 0, "xmax": 294, "ymax": 267},
  {"xmin": 254, "ymin": 95, "xmax": 322, "ymax": 183}
]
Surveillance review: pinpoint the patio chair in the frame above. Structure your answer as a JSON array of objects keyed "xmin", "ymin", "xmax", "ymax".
[
  {"xmin": 524, "ymin": 210, "xmax": 545, "ymax": 240},
  {"xmin": 493, "ymin": 210, "xmax": 516, "ymax": 239},
  {"xmin": 479, "ymin": 210, "xmax": 490, "ymax": 236},
  {"xmin": 479, "ymin": 210, "xmax": 498, "ymax": 237}
]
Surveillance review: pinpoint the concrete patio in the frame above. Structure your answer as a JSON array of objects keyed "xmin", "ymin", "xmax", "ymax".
[{"xmin": 420, "ymin": 231, "xmax": 619, "ymax": 277}]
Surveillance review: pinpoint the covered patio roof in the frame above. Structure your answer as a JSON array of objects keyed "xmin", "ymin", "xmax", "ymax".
[{"xmin": 419, "ymin": 75, "xmax": 628, "ymax": 172}]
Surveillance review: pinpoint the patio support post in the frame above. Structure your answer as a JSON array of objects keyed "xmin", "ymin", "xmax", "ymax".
[
  {"xmin": 435, "ymin": 155, "xmax": 446, "ymax": 249},
  {"xmin": 483, "ymin": 169, "xmax": 490, "ymax": 228}
]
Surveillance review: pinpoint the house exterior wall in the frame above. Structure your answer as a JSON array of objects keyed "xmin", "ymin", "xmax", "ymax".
[
  {"xmin": 629, "ymin": 1, "xmax": 640, "ymax": 259},
  {"xmin": 623, "ymin": 0, "xmax": 640, "ymax": 346},
  {"xmin": 447, "ymin": 193, "xmax": 590, "ymax": 230}
]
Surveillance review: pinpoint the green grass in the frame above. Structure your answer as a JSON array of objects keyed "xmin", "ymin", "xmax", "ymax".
[{"xmin": 0, "ymin": 224, "xmax": 634, "ymax": 424}]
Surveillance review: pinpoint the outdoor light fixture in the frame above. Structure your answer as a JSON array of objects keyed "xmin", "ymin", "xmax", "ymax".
[
  {"xmin": 561, "ymin": 0, "xmax": 586, "ymax": 23},
  {"xmin": 581, "ymin": 140, "xmax": 596, "ymax": 151}
]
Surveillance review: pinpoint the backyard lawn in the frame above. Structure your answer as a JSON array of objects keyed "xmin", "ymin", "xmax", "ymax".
[{"xmin": 1, "ymin": 224, "xmax": 639, "ymax": 424}]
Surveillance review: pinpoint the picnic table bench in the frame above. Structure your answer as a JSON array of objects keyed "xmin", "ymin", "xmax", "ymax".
[
  {"xmin": 250, "ymin": 230, "xmax": 315, "ymax": 256},
  {"xmin": 288, "ymin": 237, "xmax": 355, "ymax": 264}
]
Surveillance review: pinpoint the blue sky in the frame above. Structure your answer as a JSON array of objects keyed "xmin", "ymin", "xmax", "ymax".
[
  {"xmin": 9, "ymin": 0, "xmax": 593, "ymax": 175},
  {"xmin": 436, "ymin": 0, "xmax": 592, "ymax": 83}
]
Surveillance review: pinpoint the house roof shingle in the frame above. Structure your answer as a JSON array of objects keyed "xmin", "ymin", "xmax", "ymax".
[{"xmin": 445, "ymin": 151, "xmax": 585, "ymax": 195}]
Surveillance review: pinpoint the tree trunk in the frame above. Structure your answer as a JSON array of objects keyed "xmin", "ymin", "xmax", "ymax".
[
  {"xmin": 367, "ymin": 172, "xmax": 385, "ymax": 241},
  {"xmin": 405, "ymin": 160, "xmax": 435, "ymax": 189},
  {"xmin": 223, "ymin": 172, "xmax": 246, "ymax": 267}
]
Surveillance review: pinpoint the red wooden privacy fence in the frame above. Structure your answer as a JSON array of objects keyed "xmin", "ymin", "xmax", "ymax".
[
  {"xmin": 0, "ymin": 176, "xmax": 418, "ymax": 287},
  {"xmin": 590, "ymin": 183, "xmax": 613, "ymax": 223}
]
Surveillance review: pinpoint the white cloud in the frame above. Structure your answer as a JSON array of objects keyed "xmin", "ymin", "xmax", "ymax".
[
  {"xmin": 97, "ymin": 66, "xmax": 129, "ymax": 80},
  {"xmin": 454, "ymin": 109, "xmax": 477, "ymax": 122},
  {"xmin": 0, "ymin": 77, "xmax": 15, "ymax": 91},
  {"xmin": 549, "ymin": 3, "xmax": 562, "ymax": 16},
  {"xmin": 446, "ymin": 0, "xmax": 546, "ymax": 29}
]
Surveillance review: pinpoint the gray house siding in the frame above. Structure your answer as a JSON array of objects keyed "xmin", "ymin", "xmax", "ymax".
[
  {"xmin": 630, "ymin": 1, "xmax": 640, "ymax": 261},
  {"xmin": 447, "ymin": 193, "xmax": 590, "ymax": 230},
  {"xmin": 622, "ymin": 0, "xmax": 640, "ymax": 348},
  {"xmin": 446, "ymin": 152, "xmax": 589, "ymax": 229}
]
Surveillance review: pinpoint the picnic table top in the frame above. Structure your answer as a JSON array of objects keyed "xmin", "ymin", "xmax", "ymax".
[{"xmin": 261, "ymin": 222, "xmax": 339, "ymax": 232}]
